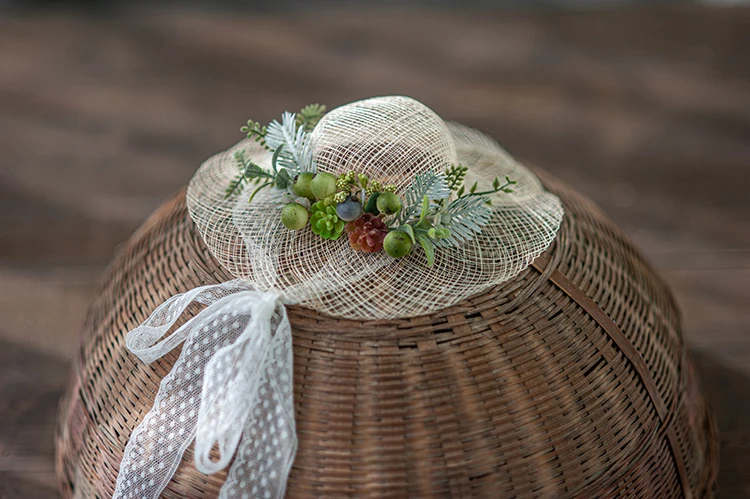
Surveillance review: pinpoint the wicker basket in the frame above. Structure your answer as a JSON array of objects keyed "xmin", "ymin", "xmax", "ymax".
[{"xmin": 55, "ymin": 170, "xmax": 718, "ymax": 498}]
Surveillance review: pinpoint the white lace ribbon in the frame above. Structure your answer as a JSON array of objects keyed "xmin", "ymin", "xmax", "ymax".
[{"xmin": 112, "ymin": 280, "xmax": 297, "ymax": 499}]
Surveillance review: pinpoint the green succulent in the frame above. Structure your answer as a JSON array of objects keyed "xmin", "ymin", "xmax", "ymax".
[{"xmin": 310, "ymin": 201, "xmax": 345, "ymax": 240}]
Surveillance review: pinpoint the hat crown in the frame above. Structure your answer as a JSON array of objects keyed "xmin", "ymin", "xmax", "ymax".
[{"xmin": 310, "ymin": 96, "xmax": 457, "ymax": 193}]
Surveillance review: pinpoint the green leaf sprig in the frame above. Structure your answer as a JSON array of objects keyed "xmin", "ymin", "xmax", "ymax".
[
  {"xmin": 458, "ymin": 174, "xmax": 517, "ymax": 199},
  {"xmin": 444, "ymin": 164, "xmax": 468, "ymax": 191},
  {"xmin": 240, "ymin": 120, "xmax": 268, "ymax": 148},
  {"xmin": 296, "ymin": 104, "xmax": 327, "ymax": 132},
  {"xmin": 224, "ymin": 150, "xmax": 276, "ymax": 199}
]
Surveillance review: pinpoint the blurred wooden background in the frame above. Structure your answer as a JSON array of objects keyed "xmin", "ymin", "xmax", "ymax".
[{"xmin": 0, "ymin": 4, "xmax": 749, "ymax": 498}]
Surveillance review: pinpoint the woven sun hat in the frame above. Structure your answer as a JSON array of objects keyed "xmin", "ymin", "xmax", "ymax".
[
  {"xmin": 111, "ymin": 95, "xmax": 564, "ymax": 499},
  {"xmin": 186, "ymin": 95, "xmax": 564, "ymax": 320}
]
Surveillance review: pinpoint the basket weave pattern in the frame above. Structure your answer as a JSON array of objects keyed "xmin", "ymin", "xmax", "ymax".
[{"xmin": 55, "ymin": 171, "xmax": 718, "ymax": 498}]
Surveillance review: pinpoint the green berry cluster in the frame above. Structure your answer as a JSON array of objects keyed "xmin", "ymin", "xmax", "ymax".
[
  {"xmin": 279, "ymin": 169, "xmax": 414, "ymax": 258},
  {"xmin": 277, "ymin": 165, "xmax": 515, "ymax": 267}
]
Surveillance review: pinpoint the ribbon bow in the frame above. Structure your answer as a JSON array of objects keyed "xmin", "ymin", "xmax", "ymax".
[{"xmin": 112, "ymin": 280, "xmax": 297, "ymax": 499}]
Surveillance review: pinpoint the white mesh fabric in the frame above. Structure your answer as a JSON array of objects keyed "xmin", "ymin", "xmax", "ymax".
[
  {"xmin": 311, "ymin": 95, "xmax": 457, "ymax": 193},
  {"xmin": 112, "ymin": 281, "xmax": 296, "ymax": 499},
  {"xmin": 186, "ymin": 96, "xmax": 564, "ymax": 319}
]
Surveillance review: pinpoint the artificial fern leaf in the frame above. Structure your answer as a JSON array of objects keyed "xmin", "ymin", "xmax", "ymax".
[
  {"xmin": 435, "ymin": 195, "xmax": 493, "ymax": 248},
  {"xmin": 224, "ymin": 173, "xmax": 246, "ymax": 199},
  {"xmin": 266, "ymin": 112, "xmax": 315, "ymax": 173},
  {"xmin": 234, "ymin": 150, "xmax": 246, "ymax": 170},
  {"xmin": 240, "ymin": 120, "xmax": 268, "ymax": 148},
  {"xmin": 444, "ymin": 164, "xmax": 468, "ymax": 191},
  {"xmin": 296, "ymin": 103, "xmax": 327, "ymax": 131},
  {"xmin": 265, "ymin": 112, "xmax": 296, "ymax": 151},
  {"xmin": 400, "ymin": 171, "xmax": 450, "ymax": 223},
  {"xmin": 234, "ymin": 150, "xmax": 274, "ymax": 181}
]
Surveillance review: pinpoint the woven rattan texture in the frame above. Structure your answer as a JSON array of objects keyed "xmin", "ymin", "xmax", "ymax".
[{"xmin": 55, "ymin": 171, "xmax": 718, "ymax": 498}]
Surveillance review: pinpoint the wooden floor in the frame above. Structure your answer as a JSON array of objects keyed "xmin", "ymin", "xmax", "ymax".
[{"xmin": 1, "ymin": 5, "xmax": 749, "ymax": 498}]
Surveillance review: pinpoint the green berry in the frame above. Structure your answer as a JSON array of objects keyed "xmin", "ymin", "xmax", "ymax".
[
  {"xmin": 376, "ymin": 191, "xmax": 402, "ymax": 215},
  {"xmin": 383, "ymin": 231, "xmax": 413, "ymax": 258},
  {"xmin": 292, "ymin": 172, "xmax": 315, "ymax": 199},
  {"xmin": 333, "ymin": 191, "xmax": 348, "ymax": 204},
  {"xmin": 311, "ymin": 172, "xmax": 338, "ymax": 199},
  {"xmin": 281, "ymin": 203, "xmax": 309, "ymax": 230},
  {"xmin": 383, "ymin": 184, "xmax": 397, "ymax": 193}
]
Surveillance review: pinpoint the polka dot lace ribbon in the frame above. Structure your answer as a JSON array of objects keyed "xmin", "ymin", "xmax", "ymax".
[{"xmin": 112, "ymin": 280, "xmax": 296, "ymax": 499}]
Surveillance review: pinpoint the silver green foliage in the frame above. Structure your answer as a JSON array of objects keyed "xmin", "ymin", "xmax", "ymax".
[
  {"xmin": 435, "ymin": 195, "xmax": 493, "ymax": 248},
  {"xmin": 399, "ymin": 171, "xmax": 451, "ymax": 224},
  {"xmin": 265, "ymin": 112, "xmax": 316, "ymax": 173}
]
